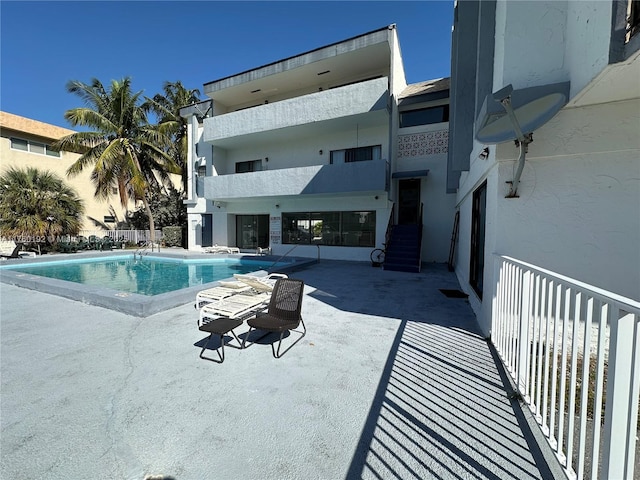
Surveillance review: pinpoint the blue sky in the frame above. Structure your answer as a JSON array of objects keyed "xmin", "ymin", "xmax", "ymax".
[{"xmin": 1, "ymin": 1, "xmax": 454, "ymax": 129}]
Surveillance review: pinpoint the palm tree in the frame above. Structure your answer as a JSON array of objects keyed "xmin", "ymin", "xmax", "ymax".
[
  {"xmin": 0, "ymin": 167, "xmax": 84, "ymax": 242},
  {"xmin": 143, "ymin": 81, "xmax": 201, "ymax": 192},
  {"xmin": 52, "ymin": 77, "xmax": 179, "ymax": 244}
]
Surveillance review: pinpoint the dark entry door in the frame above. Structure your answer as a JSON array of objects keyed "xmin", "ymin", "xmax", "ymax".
[
  {"xmin": 201, "ymin": 214, "xmax": 213, "ymax": 247},
  {"xmin": 398, "ymin": 179, "xmax": 421, "ymax": 225}
]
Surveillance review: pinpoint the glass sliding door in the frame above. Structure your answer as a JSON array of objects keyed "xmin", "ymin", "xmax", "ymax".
[{"xmin": 236, "ymin": 215, "xmax": 269, "ymax": 249}]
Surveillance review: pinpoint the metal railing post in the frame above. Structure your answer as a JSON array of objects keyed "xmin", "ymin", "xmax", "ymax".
[
  {"xmin": 517, "ymin": 269, "xmax": 532, "ymax": 395},
  {"xmin": 601, "ymin": 310, "xmax": 640, "ymax": 479}
]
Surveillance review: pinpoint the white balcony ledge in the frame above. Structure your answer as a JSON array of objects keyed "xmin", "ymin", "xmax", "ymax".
[
  {"xmin": 203, "ymin": 77, "xmax": 389, "ymax": 145},
  {"xmin": 203, "ymin": 159, "xmax": 389, "ymax": 200}
]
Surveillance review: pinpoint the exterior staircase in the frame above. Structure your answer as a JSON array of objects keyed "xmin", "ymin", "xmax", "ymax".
[{"xmin": 383, "ymin": 224, "xmax": 422, "ymax": 273}]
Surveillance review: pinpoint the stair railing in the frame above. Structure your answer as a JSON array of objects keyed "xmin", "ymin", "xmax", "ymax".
[
  {"xmin": 266, "ymin": 243, "xmax": 321, "ymax": 271},
  {"xmin": 417, "ymin": 202, "xmax": 424, "ymax": 272},
  {"xmin": 384, "ymin": 203, "xmax": 395, "ymax": 251}
]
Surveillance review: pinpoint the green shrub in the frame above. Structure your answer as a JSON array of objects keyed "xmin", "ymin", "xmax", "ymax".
[{"xmin": 162, "ymin": 226, "xmax": 183, "ymax": 247}]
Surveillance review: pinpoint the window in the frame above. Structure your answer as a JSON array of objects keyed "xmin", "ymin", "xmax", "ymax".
[
  {"xmin": 195, "ymin": 166, "xmax": 206, "ymax": 197},
  {"xmin": 330, "ymin": 145, "xmax": 381, "ymax": 164},
  {"xmin": 282, "ymin": 211, "xmax": 375, "ymax": 247},
  {"xmin": 10, "ymin": 137, "xmax": 61, "ymax": 157},
  {"xmin": 470, "ymin": 181, "xmax": 487, "ymax": 298},
  {"xmin": 45, "ymin": 146, "xmax": 61, "ymax": 157},
  {"xmin": 10, "ymin": 138, "xmax": 28, "ymax": 151},
  {"xmin": 30, "ymin": 142, "xmax": 45, "ymax": 155},
  {"xmin": 399, "ymin": 105, "xmax": 449, "ymax": 128},
  {"xmin": 235, "ymin": 159, "xmax": 262, "ymax": 173}
]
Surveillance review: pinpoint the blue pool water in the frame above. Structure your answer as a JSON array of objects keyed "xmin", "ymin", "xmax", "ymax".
[{"xmin": 1, "ymin": 255, "xmax": 279, "ymax": 296}]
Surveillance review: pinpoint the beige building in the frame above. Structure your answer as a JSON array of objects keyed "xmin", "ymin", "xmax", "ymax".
[{"xmin": 0, "ymin": 111, "xmax": 131, "ymax": 231}]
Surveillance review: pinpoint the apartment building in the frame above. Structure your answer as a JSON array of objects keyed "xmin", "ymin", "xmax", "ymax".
[
  {"xmin": 448, "ymin": 4, "xmax": 639, "ymax": 477},
  {"xmin": 181, "ymin": 25, "xmax": 456, "ymax": 264},
  {"xmin": 449, "ymin": 0, "xmax": 640, "ymax": 330},
  {"xmin": 0, "ymin": 111, "xmax": 130, "ymax": 231}
]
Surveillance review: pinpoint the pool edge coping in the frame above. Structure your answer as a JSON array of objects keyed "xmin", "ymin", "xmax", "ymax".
[{"xmin": 0, "ymin": 251, "xmax": 317, "ymax": 317}]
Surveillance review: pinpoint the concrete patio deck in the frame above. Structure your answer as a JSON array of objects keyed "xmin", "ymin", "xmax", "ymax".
[{"xmin": 0, "ymin": 260, "xmax": 562, "ymax": 479}]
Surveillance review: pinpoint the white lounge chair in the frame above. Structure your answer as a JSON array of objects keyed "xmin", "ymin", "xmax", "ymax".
[
  {"xmin": 195, "ymin": 284, "xmax": 252, "ymax": 309},
  {"xmin": 203, "ymin": 245, "xmax": 240, "ymax": 254},
  {"xmin": 195, "ymin": 274, "xmax": 288, "ymax": 310},
  {"xmin": 233, "ymin": 273, "xmax": 288, "ymax": 293},
  {"xmin": 198, "ymin": 292, "xmax": 271, "ymax": 325}
]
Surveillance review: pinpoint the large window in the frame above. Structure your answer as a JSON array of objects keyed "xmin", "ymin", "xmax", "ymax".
[
  {"xmin": 330, "ymin": 145, "xmax": 381, "ymax": 164},
  {"xmin": 399, "ymin": 105, "xmax": 449, "ymax": 128},
  {"xmin": 282, "ymin": 211, "xmax": 375, "ymax": 247},
  {"xmin": 10, "ymin": 137, "xmax": 61, "ymax": 157},
  {"xmin": 235, "ymin": 159, "xmax": 262, "ymax": 173},
  {"xmin": 470, "ymin": 182, "xmax": 487, "ymax": 298}
]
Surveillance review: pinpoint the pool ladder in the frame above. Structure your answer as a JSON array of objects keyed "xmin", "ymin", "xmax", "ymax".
[{"xmin": 134, "ymin": 241, "xmax": 157, "ymax": 260}]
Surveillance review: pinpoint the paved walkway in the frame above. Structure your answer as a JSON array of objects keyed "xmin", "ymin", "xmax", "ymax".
[{"xmin": 0, "ymin": 261, "xmax": 560, "ymax": 479}]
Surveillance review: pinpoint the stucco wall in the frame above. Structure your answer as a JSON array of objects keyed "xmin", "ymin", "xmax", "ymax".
[
  {"xmin": 216, "ymin": 124, "xmax": 388, "ymax": 175},
  {"xmin": 564, "ymin": 0, "xmax": 612, "ymax": 97},
  {"xmin": 493, "ymin": 1, "xmax": 614, "ymax": 99},
  {"xmin": 494, "ymin": 1, "xmax": 568, "ymax": 90},
  {"xmin": 420, "ymin": 155, "xmax": 458, "ymax": 263},
  {"xmin": 0, "ymin": 133, "xmax": 130, "ymax": 231},
  {"xmin": 455, "ymin": 98, "xmax": 640, "ymax": 337},
  {"xmin": 493, "ymin": 99, "xmax": 640, "ymax": 301}
]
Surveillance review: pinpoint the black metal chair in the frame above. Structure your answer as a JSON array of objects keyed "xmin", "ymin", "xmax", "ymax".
[
  {"xmin": 0, "ymin": 243, "xmax": 23, "ymax": 259},
  {"xmin": 198, "ymin": 317, "xmax": 245, "ymax": 363},
  {"xmin": 0, "ymin": 243, "xmax": 33, "ymax": 259},
  {"xmin": 242, "ymin": 278, "xmax": 306, "ymax": 358}
]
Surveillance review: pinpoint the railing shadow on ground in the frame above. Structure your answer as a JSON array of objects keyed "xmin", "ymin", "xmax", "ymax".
[
  {"xmin": 294, "ymin": 262, "xmax": 562, "ymax": 480},
  {"xmin": 346, "ymin": 321, "xmax": 554, "ymax": 480},
  {"xmin": 342, "ymin": 315, "xmax": 559, "ymax": 480}
]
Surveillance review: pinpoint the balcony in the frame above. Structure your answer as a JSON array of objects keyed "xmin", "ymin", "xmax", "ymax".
[
  {"xmin": 204, "ymin": 158, "xmax": 389, "ymax": 200},
  {"xmin": 203, "ymin": 77, "xmax": 389, "ymax": 147}
]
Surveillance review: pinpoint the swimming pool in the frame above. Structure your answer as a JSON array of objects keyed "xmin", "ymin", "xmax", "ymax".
[
  {"xmin": 2, "ymin": 255, "xmax": 279, "ymax": 296},
  {"xmin": 0, "ymin": 251, "xmax": 315, "ymax": 316}
]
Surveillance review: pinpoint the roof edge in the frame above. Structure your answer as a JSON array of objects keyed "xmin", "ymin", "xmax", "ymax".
[{"xmin": 203, "ymin": 25, "xmax": 395, "ymax": 88}]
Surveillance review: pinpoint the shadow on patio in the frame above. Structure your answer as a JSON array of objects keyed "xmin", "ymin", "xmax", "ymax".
[{"xmin": 302, "ymin": 262, "xmax": 559, "ymax": 480}]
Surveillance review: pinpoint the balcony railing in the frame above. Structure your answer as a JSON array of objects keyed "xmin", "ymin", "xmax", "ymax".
[
  {"xmin": 204, "ymin": 159, "xmax": 389, "ymax": 200},
  {"xmin": 492, "ymin": 255, "xmax": 640, "ymax": 480},
  {"xmin": 203, "ymin": 77, "xmax": 389, "ymax": 144}
]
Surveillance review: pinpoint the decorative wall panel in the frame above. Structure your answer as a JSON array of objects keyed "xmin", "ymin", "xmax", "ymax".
[{"xmin": 398, "ymin": 129, "xmax": 449, "ymax": 158}]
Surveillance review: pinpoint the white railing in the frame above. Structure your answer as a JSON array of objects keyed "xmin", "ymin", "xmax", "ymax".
[
  {"xmin": 493, "ymin": 255, "xmax": 640, "ymax": 480},
  {"xmin": 78, "ymin": 230, "xmax": 163, "ymax": 244}
]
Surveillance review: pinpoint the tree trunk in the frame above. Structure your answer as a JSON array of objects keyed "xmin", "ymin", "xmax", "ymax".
[{"xmin": 143, "ymin": 197, "xmax": 156, "ymax": 245}]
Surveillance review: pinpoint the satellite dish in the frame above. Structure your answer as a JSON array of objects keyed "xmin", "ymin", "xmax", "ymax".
[
  {"xmin": 474, "ymin": 82, "xmax": 570, "ymax": 197},
  {"xmin": 476, "ymin": 82, "xmax": 570, "ymax": 143}
]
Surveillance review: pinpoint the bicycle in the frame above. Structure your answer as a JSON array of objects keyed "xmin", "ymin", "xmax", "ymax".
[{"xmin": 370, "ymin": 245, "xmax": 385, "ymax": 267}]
